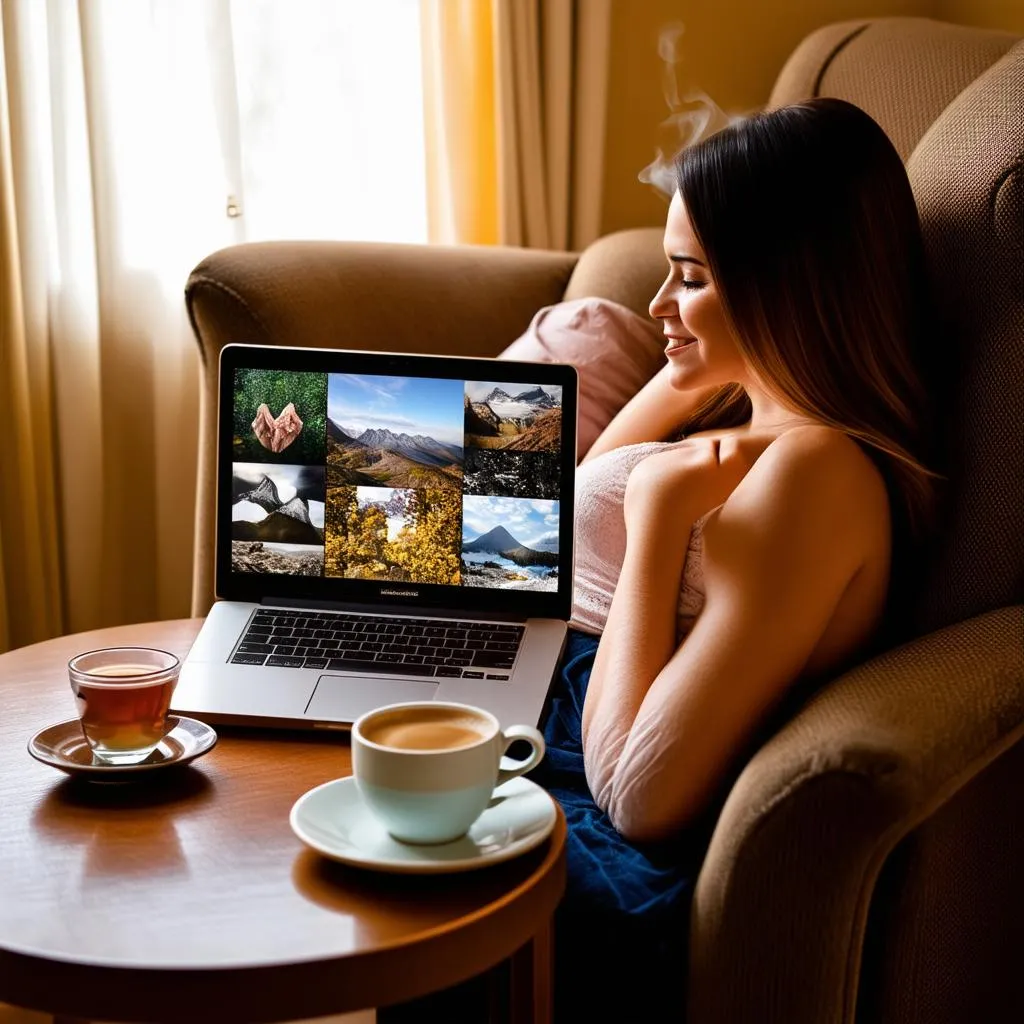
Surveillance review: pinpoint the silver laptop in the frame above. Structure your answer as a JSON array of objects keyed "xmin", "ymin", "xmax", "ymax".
[{"xmin": 173, "ymin": 342, "xmax": 578, "ymax": 731}]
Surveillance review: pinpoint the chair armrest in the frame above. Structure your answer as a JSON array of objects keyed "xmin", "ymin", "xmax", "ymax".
[
  {"xmin": 185, "ymin": 240, "xmax": 578, "ymax": 615},
  {"xmin": 688, "ymin": 604, "xmax": 1024, "ymax": 1024},
  {"xmin": 185, "ymin": 240, "xmax": 579, "ymax": 363}
]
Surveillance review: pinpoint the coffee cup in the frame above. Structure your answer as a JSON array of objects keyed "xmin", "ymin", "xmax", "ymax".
[
  {"xmin": 68, "ymin": 647, "xmax": 181, "ymax": 765},
  {"xmin": 352, "ymin": 701, "xmax": 546, "ymax": 844}
]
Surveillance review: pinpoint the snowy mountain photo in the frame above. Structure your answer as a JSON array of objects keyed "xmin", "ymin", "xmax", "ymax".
[
  {"xmin": 229, "ymin": 463, "xmax": 326, "ymax": 575},
  {"xmin": 463, "ymin": 380, "xmax": 562, "ymax": 453}
]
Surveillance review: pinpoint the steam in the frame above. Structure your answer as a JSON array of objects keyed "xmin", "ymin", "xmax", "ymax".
[{"xmin": 639, "ymin": 22, "xmax": 744, "ymax": 196}]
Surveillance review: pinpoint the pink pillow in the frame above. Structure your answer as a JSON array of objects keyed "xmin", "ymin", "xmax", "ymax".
[{"xmin": 498, "ymin": 298, "xmax": 666, "ymax": 460}]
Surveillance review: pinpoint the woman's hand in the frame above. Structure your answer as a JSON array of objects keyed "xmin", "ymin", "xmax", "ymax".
[
  {"xmin": 582, "ymin": 365, "xmax": 719, "ymax": 463},
  {"xmin": 622, "ymin": 437, "xmax": 752, "ymax": 535}
]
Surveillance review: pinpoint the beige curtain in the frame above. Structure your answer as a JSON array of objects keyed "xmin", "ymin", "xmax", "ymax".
[
  {"xmin": 0, "ymin": 11, "xmax": 62, "ymax": 651},
  {"xmin": 421, "ymin": 0, "xmax": 612, "ymax": 251},
  {"xmin": 0, "ymin": 0, "xmax": 240, "ymax": 653}
]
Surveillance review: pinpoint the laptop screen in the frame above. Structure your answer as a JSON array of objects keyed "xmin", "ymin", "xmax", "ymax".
[{"xmin": 216, "ymin": 344, "xmax": 577, "ymax": 620}]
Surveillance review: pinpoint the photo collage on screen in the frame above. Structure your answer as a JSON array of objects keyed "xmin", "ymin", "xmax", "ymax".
[
  {"xmin": 230, "ymin": 369, "xmax": 562, "ymax": 592},
  {"xmin": 230, "ymin": 368, "xmax": 328, "ymax": 577},
  {"xmin": 461, "ymin": 380, "xmax": 562, "ymax": 591}
]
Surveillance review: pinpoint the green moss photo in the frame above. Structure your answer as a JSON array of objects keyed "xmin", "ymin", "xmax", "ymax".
[{"xmin": 233, "ymin": 369, "xmax": 328, "ymax": 465}]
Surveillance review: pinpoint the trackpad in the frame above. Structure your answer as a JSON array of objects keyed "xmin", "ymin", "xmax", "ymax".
[{"xmin": 306, "ymin": 674, "xmax": 439, "ymax": 722}]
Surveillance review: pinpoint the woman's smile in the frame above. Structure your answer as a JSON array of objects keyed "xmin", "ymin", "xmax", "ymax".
[{"xmin": 665, "ymin": 335, "xmax": 698, "ymax": 356}]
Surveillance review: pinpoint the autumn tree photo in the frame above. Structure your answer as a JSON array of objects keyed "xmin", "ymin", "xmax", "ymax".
[
  {"xmin": 388, "ymin": 489, "xmax": 462, "ymax": 585},
  {"xmin": 323, "ymin": 485, "xmax": 461, "ymax": 584},
  {"xmin": 324, "ymin": 485, "xmax": 357, "ymax": 576}
]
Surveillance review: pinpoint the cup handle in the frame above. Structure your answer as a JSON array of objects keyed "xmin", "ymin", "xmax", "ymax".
[{"xmin": 496, "ymin": 725, "xmax": 546, "ymax": 786}]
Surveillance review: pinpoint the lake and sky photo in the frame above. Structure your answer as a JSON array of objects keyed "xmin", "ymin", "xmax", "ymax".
[{"xmin": 461, "ymin": 494, "xmax": 560, "ymax": 591}]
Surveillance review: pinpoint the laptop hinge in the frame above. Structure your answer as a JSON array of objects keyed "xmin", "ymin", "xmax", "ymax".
[{"xmin": 260, "ymin": 597, "xmax": 527, "ymax": 624}]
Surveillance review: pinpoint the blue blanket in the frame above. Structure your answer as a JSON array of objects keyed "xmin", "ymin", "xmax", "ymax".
[{"xmin": 530, "ymin": 630, "xmax": 715, "ymax": 1020}]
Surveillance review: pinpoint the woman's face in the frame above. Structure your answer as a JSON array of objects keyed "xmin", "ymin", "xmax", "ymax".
[{"xmin": 650, "ymin": 192, "xmax": 747, "ymax": 391}]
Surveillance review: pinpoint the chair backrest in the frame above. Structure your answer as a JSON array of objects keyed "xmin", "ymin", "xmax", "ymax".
[{"xmin": 769, "ymin": 17, "xmax": 1024, "ymax": 637}]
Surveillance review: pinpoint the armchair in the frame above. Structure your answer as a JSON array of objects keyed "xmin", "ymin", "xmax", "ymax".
[{"xmin": 185, "ymin": 17, "xmax": 1024, "ymax": 1024}]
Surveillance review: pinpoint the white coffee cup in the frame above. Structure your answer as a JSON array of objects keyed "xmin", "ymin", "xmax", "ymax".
[{"xmin": 351, "ymin": 701, "xmax": 546, "ymax": 845}]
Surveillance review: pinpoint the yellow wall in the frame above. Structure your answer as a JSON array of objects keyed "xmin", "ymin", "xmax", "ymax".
[
  {"xmin": 597, "ymin": 0, "xmax": 1020, "ymax": 236},
  {"xmin": 938, "ymin": 0, "xmax": 1024, "ymax": 32}
]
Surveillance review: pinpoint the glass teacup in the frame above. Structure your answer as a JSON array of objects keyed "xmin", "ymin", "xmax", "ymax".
[{"xmin": 68, "ymin": 647, "xmax": 181, "ymax": 765}]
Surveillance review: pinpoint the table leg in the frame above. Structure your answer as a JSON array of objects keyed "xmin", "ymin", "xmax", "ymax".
[{"xmin": 501, "ymin": 918, "xmax": 553, "ymax": 1024}]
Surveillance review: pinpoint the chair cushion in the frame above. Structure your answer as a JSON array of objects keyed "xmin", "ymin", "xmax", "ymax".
[
  {"xmin": 769, "ymin": 18, "xmax": 1019, "ymax": 159},
  {"xmin": 498, "ymin": 297, "xmax": 665, "ymax": 459},
  {"xmin": 906, "ymin": 40, "xmax": 1024, "ymax": 634}
]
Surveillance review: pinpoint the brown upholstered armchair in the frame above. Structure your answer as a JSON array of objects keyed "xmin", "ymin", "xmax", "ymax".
[{"xmin": 185, "ymin": 18, "xmax": 1024, "ymax": 1024}]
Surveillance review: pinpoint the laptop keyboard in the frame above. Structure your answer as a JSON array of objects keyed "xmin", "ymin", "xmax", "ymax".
[{"xmin": 230, "ymin": 609, "xmax": 524, "ymax": 680}]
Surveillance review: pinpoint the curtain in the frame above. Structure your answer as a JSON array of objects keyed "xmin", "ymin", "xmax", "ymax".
[
  {"xmin": 0, "ymin": 9, "xmax": 62, "ymax": 652},
  {"xmin": 0, "ymin": 0, "xmax": 241, "ymax": 652},
  {"xmin": 421, "ymin": 0, "xmax": 612, "ymax": 251},
  {"xmin": 2, "ymin": 0, "xmax": 588, "ymax": 654}
]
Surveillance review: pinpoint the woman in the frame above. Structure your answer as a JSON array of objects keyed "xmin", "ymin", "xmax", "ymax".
[{"xmin": 535, "ymin": 97, "xmax": 938, "ymax": 1018}]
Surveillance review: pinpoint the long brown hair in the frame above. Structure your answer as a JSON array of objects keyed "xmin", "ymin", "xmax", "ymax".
[{"xmin": 673, "ymin": 98, "xmax": 939, "ymax": 543}]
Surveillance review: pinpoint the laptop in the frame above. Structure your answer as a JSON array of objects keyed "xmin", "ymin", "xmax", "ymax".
[{"xmin": 173, "ymin": 342, "xmax": 578, "ymax": 731}]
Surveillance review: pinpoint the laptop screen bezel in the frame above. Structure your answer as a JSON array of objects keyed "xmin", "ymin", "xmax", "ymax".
[{"xmin": 215, "ymin": 342, "xmax": 578, "ymax": 621}]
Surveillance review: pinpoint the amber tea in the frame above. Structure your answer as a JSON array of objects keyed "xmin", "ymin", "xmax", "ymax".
[{"xmin": 68, "ymin": 648, "xmax": 181, "ymax": 765}]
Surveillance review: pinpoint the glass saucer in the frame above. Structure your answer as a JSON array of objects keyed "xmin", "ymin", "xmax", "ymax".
[{"xmin": 28, "ymin": 716, "xmax": 218, "ymax": 781}]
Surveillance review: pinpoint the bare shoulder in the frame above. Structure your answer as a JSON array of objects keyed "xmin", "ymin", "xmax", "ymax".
[
  {"xmin": 731, "ymin": 424, "xmax": 885, "ymax": 493},
  {"xmin": 711, "ymin": 424, "xmax": 891, "ymax": 551},
  {"xmin": 781, "ymin": 424, "xmax": 884, "ymax": 496}
]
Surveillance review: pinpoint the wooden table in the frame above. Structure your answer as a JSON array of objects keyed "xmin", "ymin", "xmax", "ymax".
[{"xmin": 0, "ymin": 620, "xmax": 566, "ymax": 1024}]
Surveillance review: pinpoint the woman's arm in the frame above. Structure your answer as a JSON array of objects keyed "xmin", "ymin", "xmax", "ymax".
[
  {"xmin": 582, "ymin": 428, "xmax": 884, "ymax": 843},
  {"xmin": 582, "ymin": 364, "xmax": 719, "ymax": 463},
  {"xmin": 580, "ymin": 438, "xmax": 745, "ymax": 777}
]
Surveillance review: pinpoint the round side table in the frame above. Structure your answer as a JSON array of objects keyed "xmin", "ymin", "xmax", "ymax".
[{"xmin": 0, "ymin": 620, "xmax": 565, "ymax": 1024}]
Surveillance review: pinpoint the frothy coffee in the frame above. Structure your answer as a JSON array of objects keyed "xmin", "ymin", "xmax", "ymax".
[{"xmin": 362, "ymin": 707, "xmax": 490, "ymax": 751}]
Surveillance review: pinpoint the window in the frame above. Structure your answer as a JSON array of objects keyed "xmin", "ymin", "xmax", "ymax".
[{"xmin": 230, "ymin": 0, "xmax": 428, "ymax": 243}]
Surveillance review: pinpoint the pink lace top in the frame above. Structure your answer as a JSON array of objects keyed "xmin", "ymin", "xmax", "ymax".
[{"xmin": 569, "ymin": 441, "xmax": 715, "ymax": 638}]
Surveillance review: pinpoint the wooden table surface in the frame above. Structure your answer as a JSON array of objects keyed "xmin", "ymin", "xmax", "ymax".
[{"xmin": 0, "ymin": 620, "xmax": 566, "ymax": 1024}]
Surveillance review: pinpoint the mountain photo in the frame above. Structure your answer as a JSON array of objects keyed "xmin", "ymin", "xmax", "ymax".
[
  {"xmin": 460, "ymin": 495, "xmax": 560, "ymax": 591},
  {"xmin": 232, "ymin": 368, "xmax": 327, "ymax": 465},
  {"xmin": 326, "ymin": 374, "xmax": 464, "ymax": 489},
  {"xmin": 463, "ymin": 381, "xmax": 562, "ymax": 453},
  {"xmin": 231, "ymin": 541, "xmax": 323, "ymax": 576},
  {"xmin": 230, "ymin": 464, "xmax": 325, "ymax": 574}
]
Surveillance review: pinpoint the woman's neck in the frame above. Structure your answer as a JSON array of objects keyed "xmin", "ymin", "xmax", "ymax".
[{"xmin": 744, "ymin": 384, "xmax": 816, "ymax": 435}]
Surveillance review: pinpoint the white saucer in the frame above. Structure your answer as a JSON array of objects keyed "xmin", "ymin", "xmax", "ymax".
[{"xmin": 290, "ymin": 775, "xmax": 557, "ymax": 875}]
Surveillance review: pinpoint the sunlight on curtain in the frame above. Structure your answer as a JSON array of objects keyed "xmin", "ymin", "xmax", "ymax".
[
  {"xmin": 420, "ymin": 0, "xmax": 498, "ymax": 245},
  {"xmin": 420, "ymin": 0, "xmax": 611, "ymax": 251},
  {"xmin": 0, "ymin": 0, "xmax": 426, "ymax": 652},
  {"xmin": 0, "ymin": 8, "xmax": 63, "ymax": 652}
]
